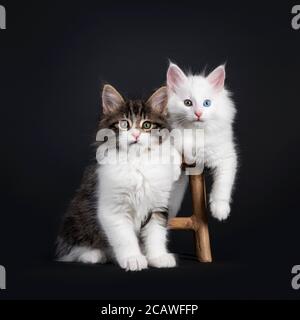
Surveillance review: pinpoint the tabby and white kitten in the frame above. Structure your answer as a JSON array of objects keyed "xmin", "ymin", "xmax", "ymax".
[
  {"xmin": 167, "ymin": 63, "xmax": 237, "ymax": 221},
  {"xmin": 56, "ymin": 85, "xmax": 181, "ymax": 271}
]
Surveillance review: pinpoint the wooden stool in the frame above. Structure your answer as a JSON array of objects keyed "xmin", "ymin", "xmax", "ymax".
[{"xmin": 168, "ymin": 173, "xmax": 212, "ymax": 262}]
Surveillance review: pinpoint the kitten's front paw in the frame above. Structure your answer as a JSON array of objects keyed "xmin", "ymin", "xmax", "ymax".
[
  {"xmin": 119, "ymin": 254, "xmax": 148, "ymax": 272},
  {"xmin": 210, "ymin": 200, "xmax": 230, "ymax": 221},
  {"xmin": 148, "ymin": 253, "xmax": 177, "ymax": 268}
]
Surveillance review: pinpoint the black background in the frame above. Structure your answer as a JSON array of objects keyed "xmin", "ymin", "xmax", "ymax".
[{"xmin": 0, "ymin": 0, "xmax": 299, "ymax": 299}]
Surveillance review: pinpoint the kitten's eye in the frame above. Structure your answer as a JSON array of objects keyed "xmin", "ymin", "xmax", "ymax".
[
  {"xmin": 118, "ymin": 119, "xmax": 130, "ymax": 130},
  {"xmin": 184, "ymin": 99, "xmax": 193, "ymax": 107},
  {"xmin": 203, "ymin": 99, "xmax": 211, "ymax": 107},
  {"xmin": 141, "ymin": 120, "xmax": 153, "ymax": 131}
]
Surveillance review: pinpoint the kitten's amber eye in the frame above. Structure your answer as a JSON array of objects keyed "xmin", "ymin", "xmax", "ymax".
[
  {"xmin": 142, "ymin": 121, "xmax": 152, "ymax": 131},
  {"xmin": 118, "ymin": 120, "xmax": 130, "ymax": 130},
  {"xmin": 184, "ymin": 99, "xmax": 193, "ymax": 107}
]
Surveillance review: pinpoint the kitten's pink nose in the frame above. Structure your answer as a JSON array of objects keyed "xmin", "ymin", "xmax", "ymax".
[
  {"xmin": 132, "ymin": 131, "xmax": 141, "ymax": 140},
  {"xmin": 195, "ymin": 111, "xmax": 202, "ymax": 119}
]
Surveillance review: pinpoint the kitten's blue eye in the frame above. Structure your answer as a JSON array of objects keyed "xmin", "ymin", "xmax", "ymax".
[{"xmin": 203, "ymin": 99, "xmax": 211, "ymax": 107}]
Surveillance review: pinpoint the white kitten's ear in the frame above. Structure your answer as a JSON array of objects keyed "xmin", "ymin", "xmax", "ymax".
[
  {"xmin": 102, "ymin": 84, "xmax": 124, "ymax": 114},
  {"xmin": 147, "ymin": 86, "xmax": 168, "ymax": 114},
  {"xmin": 207, "ymin": 65, "xmax": 225, "ymax": 92},
  {"xmin": 167, "ymin": 63, "xmax": 187, "ymax": 92}
]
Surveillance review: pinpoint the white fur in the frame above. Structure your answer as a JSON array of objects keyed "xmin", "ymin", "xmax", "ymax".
[
  {"xmin": 167, "ymin": 63, "xmax": 237, "ymax": 221},
  {"xmin": 97, "ymin": 138, "xmax": 181, "ymax": 271},
  {"xmin": 147, "ymin": 254, "xmax": 176, "ymax": 268},
  {"xmin": 58, "ymin": 247, "xmax": 107, "ymax": 264},
  {"xmin": 141, "ymin": 213, "xmax": 177, "ymax": 268}
]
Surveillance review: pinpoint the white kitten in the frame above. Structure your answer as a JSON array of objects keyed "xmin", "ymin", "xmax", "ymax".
[{"xmin": 167, "ymin": 63, "xmax": 237, "ymax": 221}]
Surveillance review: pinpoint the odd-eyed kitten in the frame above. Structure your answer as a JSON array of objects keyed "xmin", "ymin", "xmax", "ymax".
[
  {"xmin": 167, "ymin": 63, "xmax": 237, "ymax": 221},
  {"xmin": 56, "ymin": 85, "xmax": 181, "ymax": 271}
]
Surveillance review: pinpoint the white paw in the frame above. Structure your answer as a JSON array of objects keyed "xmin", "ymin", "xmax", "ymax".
[
  {"xmin": 78, "ymin": 249, "xmax": 107, "ymax": 264},
  {"xmin": 210, "ymin": 200, "xmax": 230, "ymax": 221},
  {"xmin": 119, "ymin": 254, "xmax": 148, "ymax": 272},
  {"xmin": 148, "ymin": 253, "xmax": 177, "ymax": 268}
]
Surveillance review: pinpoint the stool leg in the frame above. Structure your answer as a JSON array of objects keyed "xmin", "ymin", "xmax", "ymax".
[{"xmin": 190, "ymin": 174, "xmax": 212, "ymax": 262}]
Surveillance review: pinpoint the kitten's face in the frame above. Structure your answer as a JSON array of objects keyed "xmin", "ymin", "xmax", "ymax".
[
  {"xmin": 167, "ymin": 63, "xmax": 231, "ymax": 128},
  {"xmin": 99, "ymin": 85, "xmax": 169, "ymax": 151}
]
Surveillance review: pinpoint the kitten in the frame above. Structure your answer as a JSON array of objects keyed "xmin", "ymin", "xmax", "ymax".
[
  {"xmin": 56, "ymin": 85, "xmax": 181, "ymax": 271},
  {"xmin": 166, "ymin": 63, "xmax": 237, "ymax": 221}
]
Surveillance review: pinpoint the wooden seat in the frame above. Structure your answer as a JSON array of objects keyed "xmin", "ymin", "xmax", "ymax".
[{"xmin": 168, "ymin": 173, "xmax": 212, "ymax": 262}]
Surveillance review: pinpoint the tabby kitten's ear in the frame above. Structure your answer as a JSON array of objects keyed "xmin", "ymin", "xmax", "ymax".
[
  {"xmin": 147, "ymin": 86, "xmax": 168, "ymax": 115},
  {"xmin": 102, "ymin": 84, "xmax": 125, "ymax": 114}
]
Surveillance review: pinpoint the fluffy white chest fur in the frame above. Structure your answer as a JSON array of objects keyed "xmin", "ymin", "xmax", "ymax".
[
  {"xmin": 173, "ymin": 124, "xmax": 235, "ymax": 168},
  {"xmin": 96, "ymin": 140, "xmax": 181, "ymax": 271},
  {"xmin": 97, "ymin": 149, "xmax": 181, "ymax": 230}
]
